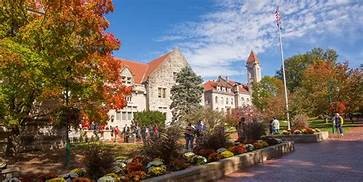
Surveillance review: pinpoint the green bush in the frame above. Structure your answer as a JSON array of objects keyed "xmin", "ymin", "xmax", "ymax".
[{"xmin": 134, "ymin": 111, "xmax": 166, "ymax": 127}]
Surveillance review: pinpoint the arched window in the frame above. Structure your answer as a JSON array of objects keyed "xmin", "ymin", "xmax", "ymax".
[{"xmin": 215, "ymin": 96, "xmax": 218, "ymax": 103}]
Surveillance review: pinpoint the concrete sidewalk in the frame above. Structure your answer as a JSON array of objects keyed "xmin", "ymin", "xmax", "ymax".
[{"xmin": 219, "ymin": 125, "xmax": 363, "ymax": 182}]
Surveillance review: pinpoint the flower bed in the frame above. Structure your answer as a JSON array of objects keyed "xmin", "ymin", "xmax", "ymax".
[
  {"xmin": 143, "ymin": 141, "xmax": 294, "ymax": 182},
  {"xmin": 274, "ymin": 129, "xmax": 329, "ymax": 143},
  {"xmin": 45, "ymin": 137, "xmax": 288, "ymax": 182}
]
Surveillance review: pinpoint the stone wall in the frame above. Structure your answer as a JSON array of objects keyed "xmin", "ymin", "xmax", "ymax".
[
  {"xmin": 147, "ymin": 49, "xmax": 188, "ymax": 123},
  {"xmin": 143, "ymin": 142, "xmax": 294, "ymax": 182},
  {"xmin": 274, "ymin": 131, "xmax": 329, "ymax": 143}
]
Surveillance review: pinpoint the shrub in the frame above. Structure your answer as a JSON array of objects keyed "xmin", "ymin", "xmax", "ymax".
[
  {"xmin": 126, "ymin": 171, "xmax": 146, "ymax": 181},
  {"xmin": 245, "ymin": 144, "xmax": 254, "ymax": 152},
  {"xmin": 293, "ymin": 130, "xmax": 302, "ymax": 134},
  {"xmin": 147, "ymin": 165, "xmax": 167, "ymax": 176},
  {"xmin": 237, "ymin": 121, "xmax": 266, "ymax": 143},
  {"xmin": 314, "ymin": 128, "xmax": 321, "ymax": 132},
  {"xmin": 142, "ymin": 126, "xmax": 182, "ymax": 164},
  {"xmin": 292, "ymin": 114, "xmax": 309, "ymax": 130},
  {"xmin": 199, "ymin": 126, "xmax": 230, "ymax": 150},
  {"xmin": 282, "ymin": 130, "xmax": 290, "ymax": 135},
  {"xmin": 196, "ymin": 148, "xmax": 215, "ymax": 158},
  {"xmin": 83, "ymin": 145, "xmax": 115, "ymax": 180},
  {"xmin": 229, "ymin": 145, "xmax": 246, "ymax": 155},
  {"xmin": 207, "ymin": 152, "xmax": 222, "ymax": 162},
  {"xmin": 126, "ymin": 158, "xmax": 145, "ymax": 173},
  {"xmin": 220, "ymin": 150, "xmax": 234, "ymax": 158},
  {"xmin": 169, "ymin": 158, "xmax": 190, "ymax": 171},
  {"xmin": 192, "ymin": 155, "xmax": 207, "ymax": 165},
  {"xmin": 302, "ymin": 128, "xmax": 314, "ymax": 134}
]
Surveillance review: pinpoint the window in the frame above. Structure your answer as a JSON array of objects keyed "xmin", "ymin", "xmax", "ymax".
[
  {"xmin": 128, "ymin": 112, "xmax": 132, "ymax": 120},
  {"xmin": 217, "ymin": 86, "xmax": 220, "ymax": 91},
  {"xmin": 226, "ymin": 98, "xmax": 229, "ymax": 105},
  {"xmin": 116, "ymin": 111, "xmax": 121, "ymax": 121},
  {"xmin": 127, "ymin": 77, "xmax": 132, "ymax": 84},
  {"xmin": 247, "ymin": 98, "xmax": 250, "ymax": 102},
  {"xmin": 121, "ymin": 76, "xmax": 126, "ymax": 84},
  {"xmin": 126, "ymin": 96, "xmax": 131, "ymax": 102},
  {"xmin": 222, "ymin": 87, "xmax": 226, "ymax": 92},
  {"xmin": 122, "ymin": 112, "xmax": 126, "ymax": 120},
  {"xmin": 162, "ymin": 88, "xmax": 166, "ymax": 98},
  {"xmin": 215, "ymin": 96, "xmax": 218, "ymax": 103},
  {"xmin": 241, "ymin": 97, "xmax": 245, "ymax": 101},
  {"xmin": 221, "ymin": 108, "xmax": 224, "ymax": 112},
  {"xmin": 158, "ymin": 88, "xmax": 167, "ymax": 98},
  {"xmin": 158, "ymin": 88, "xmax": 162, "ymax": 98},
  {"xmin": 221, "ymin": 97, "xmax": 224, "ymax": 104},
  {"xmin": 231, "ymin": 98, "xmax": 234, "ymax": 105}
]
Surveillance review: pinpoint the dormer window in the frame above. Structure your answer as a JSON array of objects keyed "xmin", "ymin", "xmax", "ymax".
[
  {"xmin": 217, "ymin": 86, "xmax": 220, "ymax": 91},
  {"xmin": 222, "ymin": 87, "xmax": 226, "ymax": 92}
]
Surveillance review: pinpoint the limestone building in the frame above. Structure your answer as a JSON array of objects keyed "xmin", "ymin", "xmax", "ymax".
[
  {"xmin": 202, "ymin": 51, "xmax": 261, "ymax": 113},
  {"xmin": 107, "ymin": 49, "xmax": 188, "ymax": 128}
]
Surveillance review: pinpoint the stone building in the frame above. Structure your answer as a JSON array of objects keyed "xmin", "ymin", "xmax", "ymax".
[
  {"xmin": 202, "ymin": 51, "xmax": 262, "ymax": 113},
  {"xmin": 107, "ymin": 49, "xmax": 188, "ymax": 128}
]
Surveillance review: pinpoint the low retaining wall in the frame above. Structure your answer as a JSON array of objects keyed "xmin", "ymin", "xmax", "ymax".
[
  {"xmin": 143, "ymin": 142, "xmax": 294, "ymax": 182},
  {"xmin": 274, "ymin": 131, "xmax": 329, "ymax": 143}
]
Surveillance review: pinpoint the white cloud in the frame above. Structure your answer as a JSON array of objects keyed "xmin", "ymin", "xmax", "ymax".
[{"xmin": 159, "ymin": 0, "xmax": 363, "ymax": 78}]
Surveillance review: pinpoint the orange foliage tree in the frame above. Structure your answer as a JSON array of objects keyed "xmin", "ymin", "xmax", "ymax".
[{"xmin": 0, "ymin": 0, "xmax": 130, "ymax": 155}]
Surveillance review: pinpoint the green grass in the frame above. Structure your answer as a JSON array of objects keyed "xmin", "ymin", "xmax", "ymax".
[{"xmin": 279, "ymin": 119, "xmax": 359, "ymax": 134}]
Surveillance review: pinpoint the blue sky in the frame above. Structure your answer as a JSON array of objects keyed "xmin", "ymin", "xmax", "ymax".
[{"xmin": 106, "ymin": 0, "xmax": 363, "ymax": 83}]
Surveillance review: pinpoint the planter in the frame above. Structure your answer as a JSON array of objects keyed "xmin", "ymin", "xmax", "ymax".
[
  {"xmin": 274, "ymin": 131, "xmax": 328, "ymax": 143},
  {"xmin": 143, "ymin": 142, "xmax": 294, "ymax": 182}
]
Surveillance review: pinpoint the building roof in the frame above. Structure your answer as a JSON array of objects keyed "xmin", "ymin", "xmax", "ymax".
[
  {"xmin": 203, "ymin": 76, "xmax": 249, "ymax": 93},
  {"xmin": 116, "ymin": 52, "xmax": 172, "ymax": 84},
  {"xmin": 247, "ymin": 50, "xmax": 259, "ymax": 65}
]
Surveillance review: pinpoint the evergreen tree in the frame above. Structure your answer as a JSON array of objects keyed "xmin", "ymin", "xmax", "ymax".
[{"xmin": 170, "ymin": 66, "xmax": 203, "ymax": 124}]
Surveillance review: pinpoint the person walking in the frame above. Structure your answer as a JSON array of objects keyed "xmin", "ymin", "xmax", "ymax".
[
  {"xmin": 114, "ymin": 126, "xmax": 119, "ymax": 143},
  {"xmin": 184, "ymin": 123, "xmax": 195, "ymax": 151},
  {"xmin": 271, "ymin": 117, "xmax": 280, "ymax": 134},
  {"xmin": 123, "ymin": 124, "xmax": 130, "ymax": 143},
  {"xmin": 333, "ymin": 113, "xmax": 344, "ymax": 136}
]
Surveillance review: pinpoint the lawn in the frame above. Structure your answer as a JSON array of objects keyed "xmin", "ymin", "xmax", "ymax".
[{"xmin": 279, "ymin": 119, "xmax": 360, "ymax": 134}]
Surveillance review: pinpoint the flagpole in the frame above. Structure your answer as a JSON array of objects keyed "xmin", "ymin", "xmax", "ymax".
[{"xmin": 276, "ymin": 7, "xmax": 291, "ymax": 130}]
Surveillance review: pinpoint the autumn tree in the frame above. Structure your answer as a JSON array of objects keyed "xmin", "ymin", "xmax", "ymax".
[
  {"xmin": 276, "ymin": 48, "xmax": 338, "ymax": 92},
  {"xmin": 170, "ymin": 66, "xmax": 203, "ymax": 124},
  {"xmin": 292, "ymin": 61, "xmax": 363, "ymax": 116},
  {"xmin": 252, "ymin": 76, "xmax": 285, "ymax": 120},
  {"xmin": 0, "ymin": 0, "xmax": 131, "ymax": 157}
]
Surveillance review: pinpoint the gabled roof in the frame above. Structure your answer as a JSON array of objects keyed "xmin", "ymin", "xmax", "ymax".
[
  {"xmin": 116, "ymin": 52, "xmax": 172, "ymax": 84},
  {"xmin": 247, "ymin": 50, "xmax": 259, "ymax": 64},
  {"xmin": 203, "ymin": 76, "xmax": 249, "ymax": 94},
  {"xmin": 118, "ymin": 59, "xmax": 148, "ymax": 84}
]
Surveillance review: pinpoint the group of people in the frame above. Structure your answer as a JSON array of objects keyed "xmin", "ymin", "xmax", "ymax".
[
  {"xmin": 110, "ymin": 123, "xmax": 160, "ymax": 143},
  {"xmin": 184, "ymin": 121, "xmax": 205, "ymax": 151}
]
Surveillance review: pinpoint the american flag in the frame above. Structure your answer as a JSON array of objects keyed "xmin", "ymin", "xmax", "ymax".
[{"xmin": 275, "ymin": 6, "xmax": 282, "ymax": 30}]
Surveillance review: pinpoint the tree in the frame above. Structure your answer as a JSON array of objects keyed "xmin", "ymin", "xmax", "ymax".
[
  {"xmin": 133, "ymin": 111, "xmax": 166, "ymax": 128},
  {"xmin": 225, "ymin": 106, "xmax": 265, "ymax": 143},
  {"xmin": 0, "ymin": 0, "xmax": 131, "ymax": 156},
  {"xmin": 252, "ymin": 76, "xmax": 285, "ymax": 120},
  {"xmin": 170, "ymin": 66, "xmax": 203, "ymax": 124},
  {"xmin": 276, "ymin": 48, "xmax": 338, "ymax": 92}
]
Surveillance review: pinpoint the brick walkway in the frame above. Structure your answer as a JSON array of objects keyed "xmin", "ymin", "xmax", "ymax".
[{"xmin": 220, "ymin": 125, "xmax": 363, "ymax": 182}]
